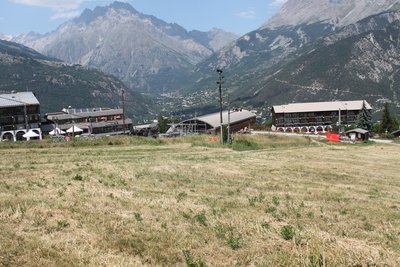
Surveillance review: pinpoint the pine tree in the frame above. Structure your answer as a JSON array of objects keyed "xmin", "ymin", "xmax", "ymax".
[
  {"xmin": 356, "ymin": 101, "xmax": 372, "ymax": 130},
  {"xmin": 380, "ymin": 102, "xmax": 392, "ymax": 132},
  {"xmin": 157, "ymin": 115, "xmax": 169, "ymax": 134}
]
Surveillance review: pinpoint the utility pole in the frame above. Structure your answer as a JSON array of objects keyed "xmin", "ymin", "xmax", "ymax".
[
  {"xmin": 24, "ymin": 104, "xmax": 28, "ymax": 131},
  {"xmin": 121, "ymin": 89, "xmax": 126, "ymax": 134},
  {"xmin": 217, "ymin": 69, "xmax": 224, "ymax": 144}
]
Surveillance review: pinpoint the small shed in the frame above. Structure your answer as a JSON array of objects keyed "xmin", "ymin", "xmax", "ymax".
[
  {"xmin": 392, "ymin": 129, "xmax": 400, "ymax": 138},
  {"xmin": 346, "ymin": 128, "xmax": 369, "ymax": 141}
]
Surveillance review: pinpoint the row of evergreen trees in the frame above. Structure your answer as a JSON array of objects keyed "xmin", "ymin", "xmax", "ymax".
[{"xmin": 357, "ymin": 101, "xmax": 399, "ymax": 134}]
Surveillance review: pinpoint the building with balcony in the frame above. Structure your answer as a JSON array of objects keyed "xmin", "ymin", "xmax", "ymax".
[
  {"xmin": 44, "ymin": 108, "xmax": 133, "ymax": 136},
  {"xmin": 272, "ymin": 100, "xmax": 372, "ymax": 133},
  {"xmin": 0, "ymin": 92, "xmax": 42, "ymax": 141}
]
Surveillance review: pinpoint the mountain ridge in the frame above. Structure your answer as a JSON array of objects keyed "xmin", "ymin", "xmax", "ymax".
[
  {"xmin": 263, "ymin": 0, "xmax": 400, "ymax": 29},
  {"xmin": 12, "ymin": 1, "xmax": 238, "ymax": 93},
  {"xmin": 0, "ymin": 39, "xmax": 149, "ymax": 119},
  {"xmin": 177, "ymin": 5, "xmax": 400, "ymax": 118}
]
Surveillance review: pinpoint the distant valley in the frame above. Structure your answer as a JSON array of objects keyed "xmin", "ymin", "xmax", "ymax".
[{"xmin": 11, "ymin": 1, "xmax": 238, "ymax": 94}]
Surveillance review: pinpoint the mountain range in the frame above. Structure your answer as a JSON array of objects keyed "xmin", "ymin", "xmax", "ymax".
[
  {"xmin": 0, "ymin": 39, "xmax": 148, "ymax": 119},
  {"xmin": 3, "ymin": 0, "xmax": 400, "ymax": 120},
  {"xmin": 11, "ymin": 1, "xmax": 238, "ymax": 93},
  {"xmin": 264, "ymin": 0, "xmax": 400, "ymax": 29},
  {"xmin": 183, "ymin": 0, "xmax": 400, "ymax": 117}
]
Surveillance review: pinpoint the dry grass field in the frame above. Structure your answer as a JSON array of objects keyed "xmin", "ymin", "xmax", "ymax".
[{"xmin": 0, "ymin": 135, "xmax": 399, "ymax": 266}]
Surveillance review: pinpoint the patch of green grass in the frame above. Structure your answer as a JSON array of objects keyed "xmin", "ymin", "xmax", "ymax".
[
  {"xmin": 56, "ymin": 220, "xmax": 70, "ymax": 231},
  {"xmin": 281, "ymin": 225, "xmax": 296, "ymax": 241},
  {"xmin": 182, "ymin": 250, "xmax": 206, "ymax": 267},
  {"xmin": 134, "ymin": 212, "xmax": 143, "ymax": 222},
  {"xmin": 214, "ymin": 223, "xmax": 243, "ymax": 250},
  {"xmin": 72, "ymin": 174, "xmax": 83, "ymax": 181},
  {"xmin": 194, "ymin": 212, "xmax": 207, "ymax": 226},
  {"xmin": 231, "ymin": 139, "xmax": 260, "ymax": 151},
  {"xmin": 176, "ymin": 192, "xmax": 188, "ymax": 202}
]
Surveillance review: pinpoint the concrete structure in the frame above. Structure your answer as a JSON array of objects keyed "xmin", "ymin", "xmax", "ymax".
[
  {"xmin": 272, "ymin": 100, "xmax": 372, "ymax": 133},
  {"xmin": 0, "ymin": 92, "xmax": 42, "ymax": 141},
  {"xmin": 44, "ymin": 108, "xmax": 133, "ymax": 136},
  {"xmin": 169, "ymin": 109, "xmax": 256, "ymax": 135}
]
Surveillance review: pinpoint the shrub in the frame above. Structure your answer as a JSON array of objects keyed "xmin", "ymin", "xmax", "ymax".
[
  {"xmin": 134, "ymin": 212, "xmax": 142, "ymax": 222},
  {"xmin": 72, "ymin": 174, "xmax": 83, "ymax": 181}
]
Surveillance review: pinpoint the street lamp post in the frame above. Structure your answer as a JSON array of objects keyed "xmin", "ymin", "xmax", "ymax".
[
  {"xmin": 88, "ymin": 116, "xmax": 93, "ymax": 135},
  {"xmin": 217, "ymin": 69, "xmax": 224, "ymax": 144},
  {"xmin": 227, "ymin": 95, "xmax": 231, "ymax": 144}
]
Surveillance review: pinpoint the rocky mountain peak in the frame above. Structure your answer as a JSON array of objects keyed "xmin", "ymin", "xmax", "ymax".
[
  {"xmin": 263, "ymin": 0, "xmax": 400, "ymax": 29},
  {"xmin": 0, "ymin": 33, "xmax": 12, "ymax": 41},
  {"xmin": 10, "ymin": 1, "xmax": 238, "ymax": 93},
  {"xmin": 74, "ymin": 1, "xmax": 139, "ymax": 25}
]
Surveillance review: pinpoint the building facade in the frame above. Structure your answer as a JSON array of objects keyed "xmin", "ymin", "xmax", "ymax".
[
  {"xmin": 169, "ymin": 109, "xmax": 257, "ymax": 136},
  {"xmin": 0, "ymin": 92, "xmax": 42, "ymax": 141},
  {"xmin": 272, "ymin": 100, "xmax": 372, "ymax": 133},
  {"xmin": 44, "ymin": 108, "xmax": 133, "ymax": 135}
]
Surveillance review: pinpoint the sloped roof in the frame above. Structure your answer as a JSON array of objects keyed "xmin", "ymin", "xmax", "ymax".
[
  {"xmin": 57, "ymin": 118, "xmax": 133, "ymax": 130},
  {"xmin": 46, "ymin": 109, "xmax": 123, "ymax": 121},
  {"xmin": 346, "ymin": 128, "xmax": 369, "ymax": 134},
  {"xmin": 183, "ymin": 109, "xmax": 256, "ymax": 129},
  {"xmin": 273, "ymin": 100, "xmax": 372, "ymax": 114},
  {"xmin": 0, "ymin": 92, "xmax": 40, "ymax": 108}
]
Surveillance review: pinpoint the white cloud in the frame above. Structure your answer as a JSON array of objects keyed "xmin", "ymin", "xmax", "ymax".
[
  {"xmin": 50, "ymin": 10, "xmax": 81, "ymax": 20},
  {"xmin": 237, "ymin": 8, "xmax": 257, "ymax": 20},
  {"xmin": 12, "ymin": 0, "xmax": 86, "ymax": 20},
  {"xmin": 13, "ymin": 0, "xmax": 81, "ymax": 11},
  {"xmin": 270, "ymin": 0, "xmax": 288, "ymax": 6}
]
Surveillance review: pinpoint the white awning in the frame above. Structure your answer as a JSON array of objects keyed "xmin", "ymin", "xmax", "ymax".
[
  {"xmin": 23, "ymin": 130, "xmax": 40, "ymax": 138},
  {"xmin": 49, "ymin": 127, "xmax": 66, "ymax": 135},
  {"xmin": 66, "ymin": 125, "xmax": 84, "ymax": 133}
]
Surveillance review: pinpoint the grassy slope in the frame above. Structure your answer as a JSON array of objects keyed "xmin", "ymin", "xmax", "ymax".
[{"xmin": 0, "ymin": 135, "xmax": 399, "ymax": 266}]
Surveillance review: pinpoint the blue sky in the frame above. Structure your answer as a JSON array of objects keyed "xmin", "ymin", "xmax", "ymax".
[{"xmin": 0, "ymin": 0, "xmax": 287, "ymax": 36}]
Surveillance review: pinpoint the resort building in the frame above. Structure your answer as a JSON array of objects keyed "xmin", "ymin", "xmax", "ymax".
[
  {"xmin": 272, "ymin": 100, "xmax": 372, "ymax": 133},
  {"xmin": 44, "ymin": 108, "xmax": 133, "ymax": 135},
  {"xmin": 168, "ymin": 109, "xmax": 256, "ymax": 135},
  {"xmin": 0, "ymin": 92, "xmax": 42, "ymax": 141}
]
